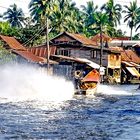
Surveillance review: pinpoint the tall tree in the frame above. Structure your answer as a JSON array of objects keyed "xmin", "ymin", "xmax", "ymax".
[
  {"xmin": 123, "ymin": 0, "xmax": 140, "ymax": 40},
  {"xmin": 81, "ymin": 1, "xmax": 98, "ymax": 27},
  {"xmin": 29, "ymin": 0, "xmax": 53, "ymax": 22},
  {"xmin": 93, "ymin": 12, "xmax": 109, "ymax": 66},
  {"xmin": 135, "ymin": 13, "xmax": 140, "ymax": 31},
  {"xmin": 101, "ymin": 0, "xmax": 122, "ymax": 27},
  {"xmin": 81, "ymin": 1, "xmax": 98, "ymax": 36},
  {"xmin": 29, "ymin": 0, "xmax": 56, "ymax": 68},
  {"xmin": 3, "ymin": 4, "xmax": 25, "ymax": 28},
  {"xmin": 51, "ymin": 0, "xmax": 80, "ymax": 33}
]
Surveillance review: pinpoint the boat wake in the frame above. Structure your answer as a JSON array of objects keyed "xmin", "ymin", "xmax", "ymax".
[
  {"xmin": 0, "ymin": 64, "xmax": 74, "ymax": 103},
  {"xmin": 96, "ymin": 84, "xmax": 139, "ymax": 96}
]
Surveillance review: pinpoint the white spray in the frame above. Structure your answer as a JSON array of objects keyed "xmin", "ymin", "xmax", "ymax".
[
  {"xmin": 0, "ymin": 64, "xmax": 75, "ymax": 102},
  {"xmin": 97, "ymin": 84, "xmax": 138, "ymax": 96}
]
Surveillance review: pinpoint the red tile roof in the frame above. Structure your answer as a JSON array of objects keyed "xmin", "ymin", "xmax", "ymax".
[
  {"xmin": 0, "ymin": 35, "xmax": 26, "ymax": 51},
  {"xmin": 121, "ymin": 50, "xmax": 140, "ymax": 64}
]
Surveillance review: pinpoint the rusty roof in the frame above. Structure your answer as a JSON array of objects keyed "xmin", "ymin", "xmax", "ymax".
[
  {"xmin": 13, "ymin": 50, "xmax": 48, "ymax": 64},
  {"xmin": 109, "ymin": 47, "xmax": 123, "ymax": 52},
  {"xmin": 27, "ymin": 46, "xmax": 56, "ymax": 58},
  {"xmin": 121, "ymin": 50, "xmax": 140, "ymax": 64},
  {"xmin": 0, "ymin": 35, "xmax": 26, "ymax": 51},
  {"xmin": 91, "ymin": 33, "xmax": 112, "ymax": 43},
  {"xmin": 51, "ymin": 32, "xmax": 97, "ymax": 47},
  {"xmin": 112, "ymin": 37, "xmax": 130, "ymax": 41},
  {"xmin": 67, "ymin": 32, "xmax": 97, "ymax": 46}
]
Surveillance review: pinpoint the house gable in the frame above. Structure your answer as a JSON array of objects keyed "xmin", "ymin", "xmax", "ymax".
[
  {"xmin": 51, "ymin": 32, "xmax": 97, "ymax": 47},
  {"xmin": 51, "ymin": 32, "xmax": 82, "ymax": 45}
]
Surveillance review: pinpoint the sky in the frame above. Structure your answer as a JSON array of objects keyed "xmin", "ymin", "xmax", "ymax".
[{"xmin": 0, "ymin": 0, "xmax": 140, "ymax": 36}]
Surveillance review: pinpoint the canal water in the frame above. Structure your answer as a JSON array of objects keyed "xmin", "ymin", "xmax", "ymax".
[{"xmin": 0, "ymin": 65, "xmax": 140, "ymax": 140}]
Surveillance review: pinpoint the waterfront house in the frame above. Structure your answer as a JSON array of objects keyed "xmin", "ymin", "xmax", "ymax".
[
  {"xmin": 91, "ymin": 33, "xmax": 122, "ymax": 83},
  {"xmin": 121, "ymin": 49, "xmax": 140, "ymax": 83},
  {"xmin": 50, "ymin": 32, "xmax": 121, "ymax": 83},
  {"xmin": 0, "ymin": 35, "xmax": 57, "ymax": 65}
]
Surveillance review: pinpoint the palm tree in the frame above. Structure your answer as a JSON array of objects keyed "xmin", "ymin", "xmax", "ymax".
[
  {"xmin": 3, "ymin": 4, "xmax": 25, "ymax": 28},
  {"xmin": 101, "ymin": 0, "xmax": 122, "ymax": 27},
  {"xmin": 93, "ymin": 12, "xmax": 109, "ymax": 66},
  {"xmin": 51, "ymin": 0, "xmax": 80, "ymax": 33},
  {"xmin": 29, "ymin": 0, "xmax": 55, "ymax": 23},
  {"xmin": 123, "ymin": 0, "xmax": 140, "ymax": 40},
  {"xmin": 81, "ymin": 1, "xmax": 98, "ymax": 27},
  {"xmin": 81, "ymin": 1, "xmax": 98, "ymax": 36},
  {"xmin": 136, "ymin": 13, "xmax": 140, "ymax": 31}
]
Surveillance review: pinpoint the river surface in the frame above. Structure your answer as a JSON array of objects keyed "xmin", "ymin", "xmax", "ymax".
[{"xmin": 0, "ymin": 84, "xmax": 140, "ymax": 140}]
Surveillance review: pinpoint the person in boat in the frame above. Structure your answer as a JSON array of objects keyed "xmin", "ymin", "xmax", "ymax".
[{"xmin": 74, "ymin": 70, "xmax": 84, "ymax": 90}]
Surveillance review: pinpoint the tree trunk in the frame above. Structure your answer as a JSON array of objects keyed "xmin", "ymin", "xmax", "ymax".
[
  {"xmin": 46, "ymin": 17, "xmax": 50, "ymax": 70},
  {"xmin": 100, "ymin": 27, "xmax": 103, "ymax": 66},
  {"xmin": 130, "ymin": 27, "xmax": 133, "ymax": 40},
  {"xmin": 100, "ymin": 27, "xmax": 103, "ymax": 83}
]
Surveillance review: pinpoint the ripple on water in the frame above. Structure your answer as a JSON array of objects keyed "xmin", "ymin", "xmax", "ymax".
[{"xmin": 0, "ymin": 85, "xmax": 140, "ymax": 139}]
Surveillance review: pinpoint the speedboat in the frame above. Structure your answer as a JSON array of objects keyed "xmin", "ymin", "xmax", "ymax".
[{"xmin": 74, "ymin": 69, "xmax": 100, "ymax": 95}]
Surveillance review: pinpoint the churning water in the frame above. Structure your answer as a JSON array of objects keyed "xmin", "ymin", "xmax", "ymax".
[
  {"xmin": 0, "ymin": 64, "xmax": 140, "ymax": 140},
  {"xmin": 0, "ymin": 64, "xmax": 74, "ymax": 102}
]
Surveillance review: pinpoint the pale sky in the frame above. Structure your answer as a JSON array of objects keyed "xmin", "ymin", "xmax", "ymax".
[{"xmin": 0, "ymin": 0, "xmax": 140, "ymax": 36}]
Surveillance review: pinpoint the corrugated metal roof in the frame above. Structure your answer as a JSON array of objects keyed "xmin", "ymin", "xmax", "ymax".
[
  {"xmin": 13, "ymin": 50, "xmax": 57, "ymax": 64},
  {"xmin": 51, "ymin": 32, "xmax": 97, "ymax": 47},
  {"xmin": 51, "ymin": 55, "xmax": 100, "ymax": 69},
  {"xmin": 121, "ymin": 50, "xmax": 140, "ymax": 64},
  {"xmin": 126, "ymin": 67, "xmax": 140, "ymax": 77},
  {"xmin": 67, "ymin": 32, "xmax": 97, "ymax": 46},
  {"xmin": 91, "ymin": 33, "xmax": 112, "ymax": 43},
  {"xmin": 112, "ymin": 37, "xmax": 130, "ymax": 40},
  {"xmin": 13, "ymin": 50, "xmax": 47, "ymax": 63},
  {"xmin": 0, "ymin": 35, "xmax": 26, "ymax": 51},
  {"xmin": 27, "ymin": 46, "xmax": 56, "ymax": 58},
  {"xmin": 110, "ymin": 40, "xmax": 140, "ymax": 47},
  {"xmin": 52, "ymin": 55, "xmax": 86, "ymax": 63},
  {"xmin": 109, "ymin": 47, "xmax": 123, "ymax": 52}
]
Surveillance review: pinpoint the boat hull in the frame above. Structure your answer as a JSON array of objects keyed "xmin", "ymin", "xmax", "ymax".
[
  {"xmin": 74, "ymin": 69, "xmax": 100, "ymax": 95},
  {"xmin": 75, "ymin": 82, "xmax": 99, "ymax": 95}
]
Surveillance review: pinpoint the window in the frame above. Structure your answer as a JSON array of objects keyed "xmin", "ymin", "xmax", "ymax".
[
  {"xmin": 91, "ymin": 50, "xmax": 97, "ymax": 58},
  {"xmin": 58, "ymin": 49, "xmax": 71, "ymax": 56}
]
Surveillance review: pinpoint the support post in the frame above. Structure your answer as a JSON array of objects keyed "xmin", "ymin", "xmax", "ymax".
[
  {"xmin": 100, "ymin": 28, "xmax": 103, "ymax": 83},
  {"xmin": 46, "ymin": 17, "xmax": 50, "ymax": 70}
]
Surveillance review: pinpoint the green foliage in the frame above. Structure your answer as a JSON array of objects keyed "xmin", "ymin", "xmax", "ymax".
[
  {"xmin": 0, "ymin": 22, "xmax": 21, "ymax": 36},
  {"xmin": 0, "ymin": 45, "xmax": 17, "ymax": 64},
  {"xmin": 50, "ymin": 0, "xmax": 80, "ymax": 34},
  {"xmin": 0, "ymin": 0, "xmax": 140, "ymax": 46},
  {"xmin": 133, "ymin": 33, "xmax": 140, "ymax": 40},
  {"xmin": 101, "ymin": 0, "xmax": 122, "ymax": 27},
  {"xmin": 3, "ymin": 4, "xmax": 25, "ymax": 28},
  {"xmin": 123, "ymin": 0, "xmax": 140, "ymax": 40}
]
